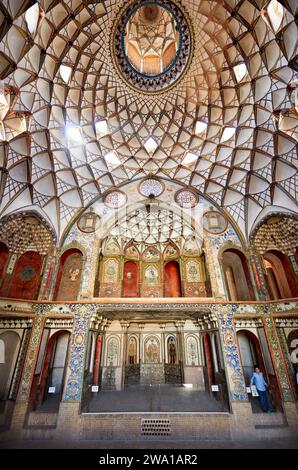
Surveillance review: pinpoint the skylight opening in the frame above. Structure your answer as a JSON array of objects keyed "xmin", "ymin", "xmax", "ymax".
[
  {"xmin": 66, "ymin": 126, "xmax": 83, "ymax": 145},
  {"xmin": 25, "ymin": 3, "xmax": 40, "ymax": 36},
  {"xmin": 105, "ymin": 151, "xmax": 121, "ymax": 166},
  {"xmin": 95, "ymin": 120, "xmax": 109, "ymax": 136},
  {"xmin": 221, "ymin": 127, "xmax": 236, "ymax": 142},
  {"xmin": 59, "ymin": 65, "xmax": 72, "ymax": 84},
  {"xmin": 144, "ymin": 137, "xmax": 158, "ymax": 154},
  {"xmin": 233, "ymin": 63, "xmax": 248, "ymax": 83},
  {"xmin": 195, "ymin": 121, "xmax": 207, "ymax": 134},
  {"xmin": 182, "ymin": 152, "xmax": 198, "ymax": 166},
  {"xmin": 267, "ymin": 0, "xmax": 284, "ymax": 32}
]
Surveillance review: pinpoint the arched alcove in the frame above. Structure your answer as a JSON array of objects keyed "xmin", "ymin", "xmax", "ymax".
[
  {"xmin": 264, "ymin": 250, "xmax": 296, "ymax": 299},
  {"xmin": 164, "ymin": 260, "xmax": 182, "ymax": 297},
  {"xmin": 0, "ymin": 243, "xmax": 9, "ymax": 290},
  {"xmin": 8, "ymin": 251, "xmax": 43, "ymax": 300},
  {"xmin": 54, "ymin": 249, "xmax": 83, "ymax": 301},
  {"xmin": 123, "ymin": 261, "xmax": 139, "ymax": 297},
  {"xmin": 222, "ymin": 249, "xmax": 255, "ymax": 301}
]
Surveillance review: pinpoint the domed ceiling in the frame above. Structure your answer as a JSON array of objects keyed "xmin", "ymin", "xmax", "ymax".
[{"xmin": 0, "ymin": 0, "xmax": 297, "ymax": 240}]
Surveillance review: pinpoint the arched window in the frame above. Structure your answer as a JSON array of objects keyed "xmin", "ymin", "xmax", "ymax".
[
  {"xmin": 164, "ymin": 261, "xmax": 182, "ymax": 297},
  {"xmin": 222, "ymin": 249, "xmax": 255, "ymax": 301},
  {"xmin": 9, "ymin": 251, "xmax": 43, "ymax": 300},
  {"xmin": 54, "ymin": 249, "xmax": 83, "ymax": 301},
  {"xmin": 123, "ymin": 261, "xmax": 139, "ymax": 297}
]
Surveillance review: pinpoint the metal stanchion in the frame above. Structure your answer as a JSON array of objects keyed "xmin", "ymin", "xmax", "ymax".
[{"xmin": 158, "ymin": 384, "xmax": 161, "ymax": 412}]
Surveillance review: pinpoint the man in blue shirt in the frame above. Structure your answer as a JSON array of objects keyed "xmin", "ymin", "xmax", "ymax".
[{"xmin": 250, "ymin": 365, "xmax": 274, "ymax": 412}]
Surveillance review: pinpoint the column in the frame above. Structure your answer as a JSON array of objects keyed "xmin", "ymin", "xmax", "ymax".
[
  {"xmin": 56, "ymin": 304, "xmax": 94, "ymax": 438},
  {"xmin": 93, "ymin": 335, "xmax": 102, "ymax": 385},
  {"xmin": 212, "ymin": 304, "xmax": 247, "ymax": 401},
  {"xmin": 9, "ymin": 305, "xmax": 48, "ymax": 437},
  {"xmin": 261, "ymin": 306, "xmax": 298, "ymax": 427},
  {"xmin": 210, "ymin": 333, "xmax": 219, "ymax": 373},
  {"xmin": 120, "ymin": 321, "xmax": 129, "ymax": 389},
  {"xmin": 248, "ymin": 250, "xmax": 270, "ymax": 301},
  {"xmin": 38, "ymin": 247, "xmax": 58, "ymax": 300},
  {"xmin": 262, "ymin": 307, "xmax": 294, "ymax": 403},
  {"xmin": 175, "ymin": 321, "xmax": 185, "ymax": 383},
  {"xmin": 211, "ymin": 304, "xmax": 254, "ymax": 440},
  {"xmin": 203, "ymin": 333, "xmax": 215, "ymax": 387}
]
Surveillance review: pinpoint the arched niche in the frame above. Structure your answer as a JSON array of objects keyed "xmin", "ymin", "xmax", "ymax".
[
  {"xmin": 264, "ymin": 250, "xmax": 296, "ymax": 299},
  {"xmin": 123, "ymin": 260, "xmax": 139, "ymax": 297},
  {"xmin": 0, "ymin": 331, "xmax": 21, "ymax": 401},
  {"xmin": 54, "ymin": 248, "xmax": 83, "ymax": 301},
  {"xmin": 185, "ymin": 335, "xmax": 199, "ymax": 366},
  {"xmin": 0, "ymin": 242, "xmax": 9, "ymax": 287},
  {"xmin": 164, "ymin": 260, "xmax": 182, "ymax": 297},
  {"xmin": 222, "ymin": 248, "xmax": 255, "ymax": 301},
  {"xmin": 127, "ymin": 336, "xmax": 138, "ymax": 365},
  {"xmin": 167, "ymin": 335, "xmax": 177, "ymax": 364},
  {"xmin": 8, "ymin": 251, "xmax": 43, "ymax": 300}
]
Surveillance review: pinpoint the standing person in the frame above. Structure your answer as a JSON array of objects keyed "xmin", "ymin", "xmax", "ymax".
[{"xmin": 250, "ymin": 365, "xmax": 274, "ymax": 413}]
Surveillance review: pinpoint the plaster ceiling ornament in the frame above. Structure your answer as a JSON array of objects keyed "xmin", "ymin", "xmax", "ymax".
[
  {"xmin": 103, "ymin": 189, "xmax": 127, "ymax": 208},
  {"xmin": 77, "ymin": 208, "xmax": 101, "ymax": 233},
  {"xmin": 0, "ymin": 213, "xmax": 54, "ymax": 255},
  {"xmin": 109, "ymin": 205, "xmax": 196, "ymax": 245},
  {"xmin": 203, "ymin": 210, "xmax": 228, "ymax": 235},
  {"xmin": 175, "ymin": 188, "xmax": 198, "ymax": 208},
  {"xmin": 252, "ymin": 215, "xmax": 298, "ymax": 255},
  {"xmin": 138, "ymin": 178, "xmax": 165, "ymax": 197},
  {"xmin": 0, "ymin": 1, "xmax": 296, "ymax": 240}
]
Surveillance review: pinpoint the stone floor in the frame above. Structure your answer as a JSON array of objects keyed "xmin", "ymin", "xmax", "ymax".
[
  {"xmin": 83, "ymin": 385, "xmax": 228, "ymax": 413},
  {"xmin": 0, "ymin": 438, "xmax": 297, "ymax": 449}
]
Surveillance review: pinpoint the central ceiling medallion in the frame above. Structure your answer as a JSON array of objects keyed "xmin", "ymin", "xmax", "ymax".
[{"xmin": 112, "ymin": 0, "xmax": 193, "ymax": 93}]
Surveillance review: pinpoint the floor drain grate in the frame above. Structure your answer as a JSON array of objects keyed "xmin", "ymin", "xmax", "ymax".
[{"xmin": 141, "ymin": 419, "xmax": 171, "ymax": 436}]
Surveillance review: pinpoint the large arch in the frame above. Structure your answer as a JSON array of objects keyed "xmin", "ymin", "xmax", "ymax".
[{"xmin": 222, "ymin": 249, "xmax": 255, "ymax": 301}]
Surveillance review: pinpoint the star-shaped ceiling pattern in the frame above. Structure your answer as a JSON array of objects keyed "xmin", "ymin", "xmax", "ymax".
[
  {"xmin": 0, "ymin": 0, "xmax": 297, "ymax": 239},
  {"xmin": 109, "ymin": 205, "xmax": 195, "ymax": 244}
]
